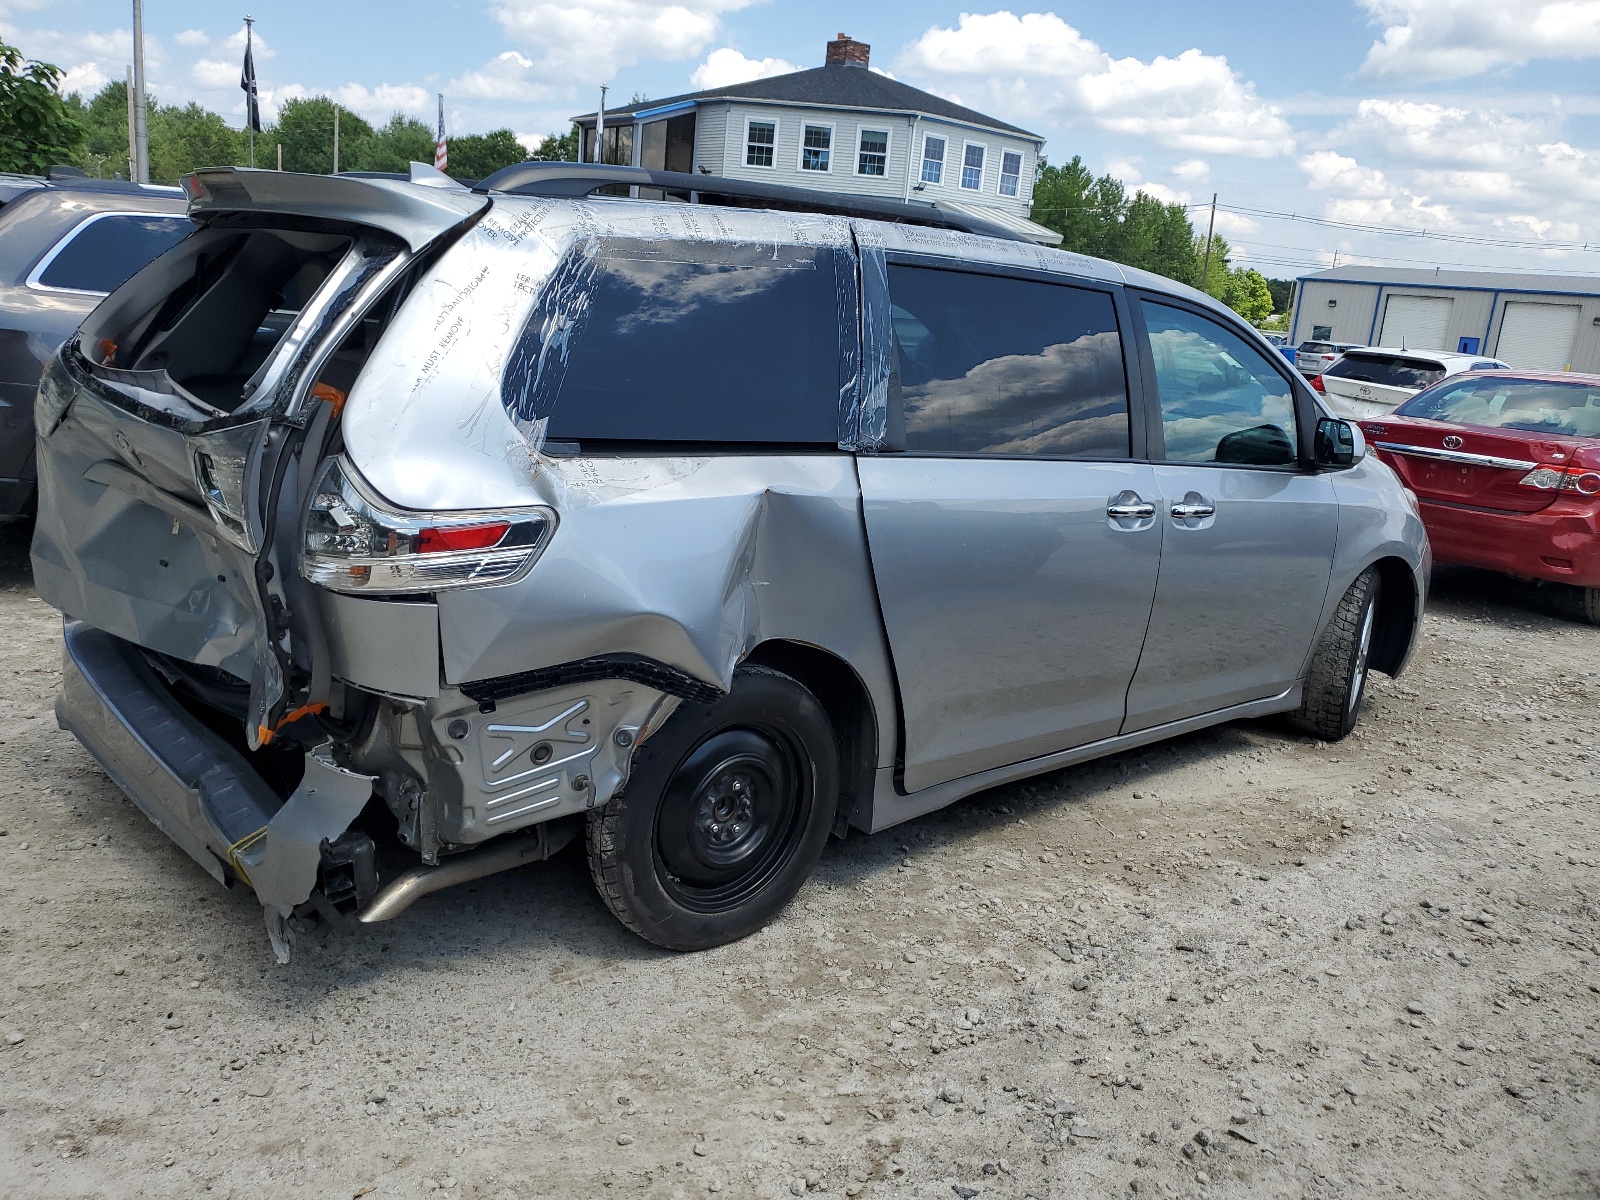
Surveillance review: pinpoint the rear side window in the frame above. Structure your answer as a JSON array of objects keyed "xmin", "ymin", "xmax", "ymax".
[
  {"xmin": 1398, "ymin": 377, "xmax": 1600, "ymax": 438},
  {"xmin": 1143, "ymin": 301, "xmax": 1297, "ymax": 467},
  {"xmin": 34, "ymin": 213, "xmax": 189, "ymax": 294},
  {"xmin": 885, "ymin": 264, "xmax": 1129, "ymax": 458},
  {"xmin": 506, "ymin": 241, "xmax": 846, "ymax": 445},
  {"xmin": 1324, "ymin": 351, "xmax": 1445, "ymax": 390}
]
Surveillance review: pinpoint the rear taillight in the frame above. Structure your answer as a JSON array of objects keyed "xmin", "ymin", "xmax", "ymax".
[
  {"xmin": 1518, "ymin": 465, "xmax": 1600, "ymax": 495},
  {"xmin": 1309, "ymin": 375, "xmax": 1325, "ymax": 393},
  {"xmin": 301, "ymin": 457, "xmax": 554, "ymax": 594}
]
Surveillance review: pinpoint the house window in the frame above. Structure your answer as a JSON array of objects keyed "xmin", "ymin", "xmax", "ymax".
[
  {"xmin": 857, "ymin": 128, "xmax": 889, "ymax": 176},
  {"xmin": 920, "ymin": 136, "xmax": 945, "ymax": 185},
  {"xmin": 999, "ymin": 150, "xmax": 1022, "ymax": 197},
  {"xmin": 961, "ymin": 143, "xmax": 985, "ymax": 190},
  {"xmin": 800, "ymin": 124, "xmax": 832, "ymax": 171},
  {"xmin": 745, "ymin": 119, "xmax": 776, "ymax": 168}
]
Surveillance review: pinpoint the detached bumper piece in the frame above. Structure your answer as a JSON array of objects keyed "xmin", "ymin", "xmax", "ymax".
[{"xmin": 57, "ymin": 621, "xmax": 379, "ymax": 957}]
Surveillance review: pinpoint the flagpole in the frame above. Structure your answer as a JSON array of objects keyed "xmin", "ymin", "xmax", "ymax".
[{"xmin": 244, "ymin": 15, "xmax": 255, "ymax": 167}]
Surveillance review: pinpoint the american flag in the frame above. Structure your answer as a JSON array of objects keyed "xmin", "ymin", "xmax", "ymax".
[{"xmin": 434, "ymin": 94, "xmax": 447, "ymax": 172}]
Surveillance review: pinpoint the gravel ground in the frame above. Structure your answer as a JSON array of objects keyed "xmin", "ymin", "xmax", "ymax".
[{"xmin": 2, "ymin": 514, "xmax": 1599, "ymax": 1200}]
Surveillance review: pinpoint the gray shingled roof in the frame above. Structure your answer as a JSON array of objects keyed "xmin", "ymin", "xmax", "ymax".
[
  {"xmin": 1300, "ymin": 264, "xmax": 1600, "ymax": 295},
  {"xmin": 574, "ymin": 64, "xmax": 1042, "ymax": 141}
]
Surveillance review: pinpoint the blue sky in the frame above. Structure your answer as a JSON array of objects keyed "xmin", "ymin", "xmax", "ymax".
[{"xmin": 6, "ymin": 0, "xmax": 1600, "ymax": 279}]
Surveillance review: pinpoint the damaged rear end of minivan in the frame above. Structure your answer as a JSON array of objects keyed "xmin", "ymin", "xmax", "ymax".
[{"xmin": 29, "ymin": 166, "xmax": 527, "ymax": 958}]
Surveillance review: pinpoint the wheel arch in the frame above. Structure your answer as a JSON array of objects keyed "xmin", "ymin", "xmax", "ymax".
[
  {"xmin": 741, "ymin": 640, "xmax": 878, "ymax": 838},
  {"xmin": 1368, "ymin": 555, "xmax": 1420, "ymax": 678}
]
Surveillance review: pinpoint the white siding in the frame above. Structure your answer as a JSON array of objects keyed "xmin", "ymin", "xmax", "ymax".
[
  {"xmin": 690, "ymin": 105, "xmax": 727, "ymax": 175},
  {"xmin": 696, "ymin": 101, "xmax": 1038, "ymax": 219}
]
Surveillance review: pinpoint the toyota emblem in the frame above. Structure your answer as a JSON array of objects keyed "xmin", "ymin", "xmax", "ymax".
[
  {"xmin": 1358, "ymin": 385, "xmax": 1373, "ymax": 398},
  {"xmin": 1443, "ymin": 435, "xmax": 1464, "ymax": 449}
]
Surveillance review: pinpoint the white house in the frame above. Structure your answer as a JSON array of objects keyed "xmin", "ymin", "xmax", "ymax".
[{"xmin": 574, "ymin": 35, "xmax": 1060, "ymax": 246}]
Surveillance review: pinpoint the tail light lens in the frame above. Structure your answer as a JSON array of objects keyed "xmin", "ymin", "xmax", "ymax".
[
  {"xmin": 301, "ymin": 457, "xmax": 554, "ymax": 594},
  {"xmin": 1518, "ymin": 465, "xmax": 1600, "ymax": 495},
  {"xmin": 1309, "ymin": 375, "xmax": 1325, "ymax": 393}
]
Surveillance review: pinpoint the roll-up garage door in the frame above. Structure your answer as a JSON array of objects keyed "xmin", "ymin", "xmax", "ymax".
[
  {"xmin": 1495, "ymin": 302, "xmax": 1582, "ymax": 370},
  {"xmin": 1379, "ymin": 295, "xmax": 1453, "ymax": 351}
]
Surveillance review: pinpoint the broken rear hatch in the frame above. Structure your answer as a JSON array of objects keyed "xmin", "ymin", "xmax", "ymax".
[{"xmin": 31, "ymin": 166, "xmax": 486, "ymax": 742}]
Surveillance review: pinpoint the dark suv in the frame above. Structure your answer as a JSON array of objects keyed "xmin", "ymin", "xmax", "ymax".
[{"xmin": 0, "ymin": 171, "xmax": 189, "ymax": 513}]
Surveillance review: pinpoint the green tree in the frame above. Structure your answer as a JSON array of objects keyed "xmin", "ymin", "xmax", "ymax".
[
  {"xmin": 1263, "ymin": 277, "xmax": 1294, "ymax": 314},
  {"xmin": 275, "ymin": 95, "xmax": 374, "ymax": 174},
  {"xmin": 354, "ymin": 114, "xmax": 434, "ymax": 172},
  {"xmin": 149, "ymin": 102, "xmax": 248, "ymax": 180},
  {"xmin": 1030, "ymin": 155, "xmax": 1201, "ymax": 286},
  {"xmin": 530, "ymin": 126, "xmax": 578, "ymax": 161},
  {"xmin": 0, "ymin": 39, "xmax": 85, "ymax": 174},
  {"xmin": 1223, "ymin": 268, "xmax": 1274, "ymax": 325},
  {"xmin": 447, "ymin": 128, "xmax": 527, "ymax": 179},
  {"xmin": 1194, "ymin": 234, "xmax": 1232, "ymax": 296},
  {"xmin": 67, "ymin": 79, "xmax": 135, "ymax": 177}
]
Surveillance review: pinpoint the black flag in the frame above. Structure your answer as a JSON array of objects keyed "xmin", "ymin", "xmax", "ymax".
[{"xmin": 240, "ymin": 27, "xmax": 261, "ymax": 133}]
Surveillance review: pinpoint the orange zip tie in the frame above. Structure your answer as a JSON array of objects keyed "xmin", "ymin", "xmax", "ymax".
[
  {"xmin": 255, "ymin": 701, "xmax": 329, "ymax": 746},
  {"xmin": 310, "ymin": 382, "xmax": 347, "ymax": 416},
  {"xmin": 98, "ymin": 338, "xmax": 117, "ymax": 362}
]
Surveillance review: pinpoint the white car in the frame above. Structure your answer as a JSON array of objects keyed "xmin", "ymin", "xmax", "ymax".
[
  {"xmin": 1316, "ymin": 347, "xmax": 1509, "ymax": 419},
  {"xmin": 1294, "ymin": 340, "xmax": 1362, "ymax": 376}
]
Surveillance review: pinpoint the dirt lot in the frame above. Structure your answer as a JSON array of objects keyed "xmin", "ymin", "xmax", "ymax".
[{"xmin": 2, "ymin": 516, "xmax": 1598, "ymax": 1200}]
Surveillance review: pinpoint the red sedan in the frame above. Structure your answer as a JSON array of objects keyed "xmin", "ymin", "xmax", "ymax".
[{"xmin": 1359, "ymin": 370, "xmax": 1600, "ymax": 623}]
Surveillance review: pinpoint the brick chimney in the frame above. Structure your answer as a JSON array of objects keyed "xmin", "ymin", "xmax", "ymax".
[{"xmin": 825, "ymin": 33, "xmax": 870, "ymax": 68}]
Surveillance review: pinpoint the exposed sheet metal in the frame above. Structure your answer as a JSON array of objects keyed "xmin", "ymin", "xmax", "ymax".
[
  {"xmin": 316, "ymin": 590, "xmax": 441, "ymax": 699},
  {"xmin": 239, "ymin": 744, "xmax": 376, "ymax": 919}
]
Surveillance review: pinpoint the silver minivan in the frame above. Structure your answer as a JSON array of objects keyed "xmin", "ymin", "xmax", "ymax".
[{"xmin": 31, "ymin": 165, "xmax": 1429, "ymax": 957}]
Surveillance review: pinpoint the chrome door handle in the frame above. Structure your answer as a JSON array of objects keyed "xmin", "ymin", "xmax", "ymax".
[
  {"xmin": 1170, "ymin": 500, "xmax": 1216, "ymax": 520},
  {"xmin": 1107, "ymin": 499, "xmax": 1156, "ymax": 519}
]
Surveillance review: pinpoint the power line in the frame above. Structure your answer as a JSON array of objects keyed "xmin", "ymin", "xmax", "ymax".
[{"xmin": 1218, "ymin": 202, "xmax": 1600, "ymax": 254}]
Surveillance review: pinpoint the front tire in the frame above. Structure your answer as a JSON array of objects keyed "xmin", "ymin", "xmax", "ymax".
[
  {"xmin": 1288, "ymin": 568, "xmax": 1381, "ymax": 741},
  {"xmin": 586, "ymin": 666, "xmax": 838, "ymax": 951}
]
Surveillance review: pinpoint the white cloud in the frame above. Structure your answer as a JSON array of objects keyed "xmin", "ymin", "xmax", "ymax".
[
  {"xmin": 449, "ymin": 50, "xmax": 564, "ymax": 105},
  {"xmin": 175, "ymin": 28, "xmax": 209, "ymax": 47},
  {"xmin": 487, "ymin": 0, "xmax": 755, "ymax": 81},
  {"xmin": 1359, "ymin": 0, "xmax": 1600, "ymax": 80},
  {"xmin": 1171, "ymin": 158, "xmax": 1210, "ymax": 180},
  {"xmin": 330, "ymin": 82, "xmax": 434, "ymax": 122},
  {"xmin": 898, "ymin": 12, "xmax": 1295, "ymax": 158},
  {"xmin": 689, "ymin": 47, "xmax": 797, "ymax": 89},
  {"xmin": 1299, "ymin": 150, "xmax": 1391, "ymax": 198}
]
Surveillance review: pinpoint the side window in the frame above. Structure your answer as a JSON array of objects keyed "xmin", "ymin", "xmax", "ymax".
[
  {"xmin": 886, "ymin": 264, "xmax": 1130, "ymax": 458},
  {"xmin": 745, "ymin": 120, "xmax": 775, "ymax": 167},
  {"xmin": 1141, "ymin": 301, "xmax": 1298, "ymax": 467},
  {"xmin": 34, "ymin": 213, "xmax": 189, "ymax": 294},
  {"xmin": 506, "ymin": 241, "xmax": 845, "ymax": 445},
  {"xmin": 921, "ymin": 136, "xmax": 945, "ymax": 184}
]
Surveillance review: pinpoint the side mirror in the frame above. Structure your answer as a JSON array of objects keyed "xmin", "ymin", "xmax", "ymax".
[{"xmin": 1314, "ymin": 417, "xmax": 1364, "ymax": 468}]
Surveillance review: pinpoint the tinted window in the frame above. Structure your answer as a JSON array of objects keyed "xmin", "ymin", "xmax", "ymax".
[
  {"xmin": 1398, "ymin": 376, "xmax": 1600, "ymax": 438},
  {"xmin": 886, "ymin": 264, "xmax": 1129, "ymax": 458},
  {"xmin": 1143, "ymin": 302, "xmax": 1298, "ymax": 467},
  {"xmin": 506, "ymin": 242, "xmax": 845, "ymax": 445},
  {"xmin": 1324, "ymin": 351, "xmax": 1446, "ymax": 390},
  {"xmin": 36, "ymin": 213, "xmax": 189, "ymax": 293},
  {"xmin": 1297, "ymin": 342, "xmax": 1335, "ymax": 354}
]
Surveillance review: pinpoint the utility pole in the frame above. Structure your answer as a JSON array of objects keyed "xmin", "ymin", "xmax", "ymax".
[
  {"xmin": 130, "ymin": 0, "xmax": 149, "ymax": 182},
  {"xmin": 124, "ymin": 66, "xmax": 137, "ymax": 180},
  {"xmin": 595, "ymin": 84, "xmax": 608, "ymax": 163},
  {"xmin": 332, "ymin": 104, "xmax": 340, "ymax": 174},
  {"xmin": 1200, "ymin": 192, "xmax": 1218, "ymax": 294}
]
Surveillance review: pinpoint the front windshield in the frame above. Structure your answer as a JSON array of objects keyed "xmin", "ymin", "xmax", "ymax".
[{"xmin": 1397, "ymin": 376, "xmax": 1600, "ymax": 438}]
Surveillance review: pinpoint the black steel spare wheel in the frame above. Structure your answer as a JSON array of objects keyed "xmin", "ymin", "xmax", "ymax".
[{"xmin": 587, "ymin": 666, "xmax": 838, "ymax": 950}]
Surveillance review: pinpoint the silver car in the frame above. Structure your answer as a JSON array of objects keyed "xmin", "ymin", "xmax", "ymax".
[{"xmin": 31, "ymin": 164, "xmax": 1429, "ymax": 957}]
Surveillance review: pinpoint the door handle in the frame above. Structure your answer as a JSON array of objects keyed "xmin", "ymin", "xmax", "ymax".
[
  {"xmin": 1107, "ymin": 497, "xmax": 1156, "ymax": 519},
  {"xmin": 1170, "ymin": 499, "xmax": 1216, "ymax": 520}
]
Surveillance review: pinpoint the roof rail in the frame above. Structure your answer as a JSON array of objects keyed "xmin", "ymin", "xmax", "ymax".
[{"xmin": 472, "ymin": 161, "xmax": 1029, "ymax": 243}]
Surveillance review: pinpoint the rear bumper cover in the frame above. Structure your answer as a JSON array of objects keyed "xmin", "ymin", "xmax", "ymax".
[
  {"xmin": 56, "ymin": 620, "xmax": 374, "ymax": 915},
  {"xmin": 1421, "ymin": 498, "xmax": 1600, "ymax": 588}
]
